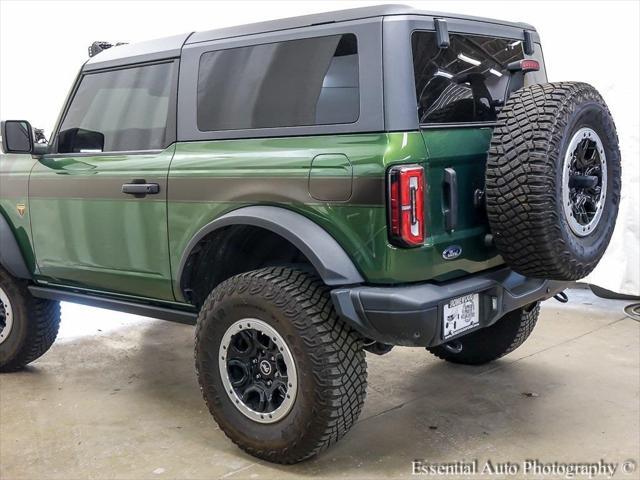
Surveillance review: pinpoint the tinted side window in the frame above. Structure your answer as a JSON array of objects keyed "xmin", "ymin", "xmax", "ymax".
[
  {"xmin": 197, "ymin": 34, "xmax": 359, "ymax": 131},
  {"xmin": 58, "ymin": 62, "xmax": 177, "ymax": 153},
  {"xmin": 412, "ymin": 32, "xmax": 525, "ymax": 124}
]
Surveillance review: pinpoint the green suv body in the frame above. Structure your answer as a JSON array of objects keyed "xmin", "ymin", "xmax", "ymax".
[
  {"xmin": 5, "ymin": 4, "xmax": 615, "ymax": 463},
  {"xmin": 1, "ymin": 5, "xmax": 554, "ymax": 317}
]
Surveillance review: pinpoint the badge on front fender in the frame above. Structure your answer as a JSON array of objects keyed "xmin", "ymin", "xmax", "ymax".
[{"xmin": 442, "ymin": 245, "xmax": 462, "ymax": 260}]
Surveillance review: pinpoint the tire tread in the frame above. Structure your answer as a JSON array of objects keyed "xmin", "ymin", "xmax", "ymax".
[
  {"xmin": 486, "ymin": 82, "xmax": 620, "ymax": 280},
  {"xmin": 195, "ymin": 266, "xmax": 367, "ymax": 463},
  {"xmin": 0, "ymin": 268, "xmax": 61, "ymax": 372}
]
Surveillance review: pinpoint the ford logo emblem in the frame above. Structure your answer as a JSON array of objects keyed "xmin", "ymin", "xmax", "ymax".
[{"xmin": 442, "ymin": 245, "xmax": 462, "ymax": 260}]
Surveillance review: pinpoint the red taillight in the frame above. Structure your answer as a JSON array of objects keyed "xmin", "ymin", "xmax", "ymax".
[
  {"xmin": 507, "ymin": 59, "xmax": 540, "ymax": 73},
  {"xmin": 388, "ymin": 165, "xmax": 425, "ymax": 247},
  {"xmin": 520, "ymin": 59, "xmax": 540, "ymax": 72}
]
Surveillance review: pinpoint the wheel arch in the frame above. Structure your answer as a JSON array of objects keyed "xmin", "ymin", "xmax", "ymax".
[
  {"xmin": 0, "ymin": 212, "xmax": 32, "ymax": 279},
  {"xmin": 176, "ymin": 206, "xmax": 364, "ymax": 303}
]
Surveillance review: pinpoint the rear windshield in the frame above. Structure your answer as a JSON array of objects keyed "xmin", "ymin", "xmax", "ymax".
[{"xmin": 412, "ymin": 32, "xmax": 546, "ymax": 125}]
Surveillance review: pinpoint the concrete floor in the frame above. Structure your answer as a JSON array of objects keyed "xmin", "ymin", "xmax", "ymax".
[{"xmin": 0, "ymin": 288, "xmax": 638, "ymax": 479}]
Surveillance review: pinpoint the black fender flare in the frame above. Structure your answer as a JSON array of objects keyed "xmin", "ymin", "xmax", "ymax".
[
  {"xmin": 176, "ymin": 206, "xmax": 364, "ymax": 292},
  {"xmin": 0, "ymin": 213, "xmax": 32, "ymax": 279}
]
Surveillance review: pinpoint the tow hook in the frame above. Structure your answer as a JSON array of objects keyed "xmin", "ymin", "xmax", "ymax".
[
  {"xmin": 554, "ymin": 291, "xmax": 569, "ymax": 303},
  {"xmin": 443, "ymin": 340, "xmax": 463, "ymax": 354}
]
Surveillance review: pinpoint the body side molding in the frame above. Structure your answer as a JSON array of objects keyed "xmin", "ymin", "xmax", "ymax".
[
  {"xmin": 176, "ymin": 206, "xmax": 365, "ymax": 291},
  {"xmin": 0, "ymin": 213, "xmax": 32, "ymax": 279}
]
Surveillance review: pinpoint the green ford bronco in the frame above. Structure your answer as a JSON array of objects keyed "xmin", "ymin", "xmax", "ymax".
[{"xmin": 0, "ymin": 5, "xmax": 621, "ymax": 463}]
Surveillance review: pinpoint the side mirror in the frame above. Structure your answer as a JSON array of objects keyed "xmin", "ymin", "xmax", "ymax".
[
  {"xmin": 1, "ymin": 120, "xmax": 34, "ymax": 154},
  {"xmin": 1, "ymin": 121, "xmax": 49, "ymax": 155}
]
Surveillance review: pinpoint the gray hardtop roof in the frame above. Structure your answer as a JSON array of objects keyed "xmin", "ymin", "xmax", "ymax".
[
  {"xmin": 84, "ymin": 4, "xmax": 536, "ymax": 71},
  {"xmin": 187, "ymin": 4, "xmax": 535, "ymax": 44}
]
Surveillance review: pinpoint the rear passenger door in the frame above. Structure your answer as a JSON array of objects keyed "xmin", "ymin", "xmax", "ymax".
[{"xmin": 29, "ymin": 61, "xmax": 178, "ymax": 301}]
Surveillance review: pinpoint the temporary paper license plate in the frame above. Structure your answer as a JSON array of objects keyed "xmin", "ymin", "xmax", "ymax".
[{"xmin": 442, "ymin": 293, "xmax": 480, "ymax": 340}]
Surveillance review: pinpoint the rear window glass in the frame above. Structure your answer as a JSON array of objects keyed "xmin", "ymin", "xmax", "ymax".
[
  {"xmin": 197, "ymin": 34, "xmax": 359, "ymax": 131},
  {"xmin": 412, "ymin": 32, "xmax": 543, "ymax": 124}
]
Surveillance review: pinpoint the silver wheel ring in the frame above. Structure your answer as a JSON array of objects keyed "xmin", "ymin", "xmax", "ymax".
[
  {"xmin": 0, "ymin": 286, "xmax": 14, "ymax": 345},
  {"xmin": 219, "ymin": 319, "xmax": 298, "ymax": 424},
  {"xmin": 562, "ymin": 127, "xmax": 607, "ymax": 237}
]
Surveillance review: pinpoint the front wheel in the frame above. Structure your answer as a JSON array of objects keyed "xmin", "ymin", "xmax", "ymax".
[
  {"xmin": 0, "ymin": 267, "xmax": 61, "ymax": 372},
  {"xmin": 427, "ymin": 303, "xmax": 540, "ymax": 365},
  {"xmin": 195, "ymin": 267, "xmax": 367, "ymax": 464}
]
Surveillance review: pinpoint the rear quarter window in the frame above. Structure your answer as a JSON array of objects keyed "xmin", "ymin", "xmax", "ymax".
[{"xmin": 196, "ymin": 34, "xmax": 359, "ymax": 131}]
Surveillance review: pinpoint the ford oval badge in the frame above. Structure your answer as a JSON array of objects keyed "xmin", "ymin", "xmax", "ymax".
[{"xmin": 442, "ymin": 245, "xmax": 462, "ymax": 260}]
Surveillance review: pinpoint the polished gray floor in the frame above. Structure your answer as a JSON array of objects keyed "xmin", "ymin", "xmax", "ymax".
[{"xmin": 1, "ymin": 288, "xmax": 638, "ymax": 479}]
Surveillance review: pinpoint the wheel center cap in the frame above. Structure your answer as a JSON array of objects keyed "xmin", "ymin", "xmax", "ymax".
[{"xmin": 259, "ymin": 360, "xmax": 272, "ymax": 376}]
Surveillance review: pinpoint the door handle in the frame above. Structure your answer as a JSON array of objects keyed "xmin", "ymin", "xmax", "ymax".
[
  {"xmin": 122, "ymin": 181, "xmax": 160, "ymax": 197},
  {"xmin": 443, "ymin": 167, "xmax": 458, "ymax": 232}
]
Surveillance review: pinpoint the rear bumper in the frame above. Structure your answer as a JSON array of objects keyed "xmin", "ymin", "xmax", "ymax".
[{"xmin": 331, "ymin": 268, "xmax": 568, "ymax": 347}]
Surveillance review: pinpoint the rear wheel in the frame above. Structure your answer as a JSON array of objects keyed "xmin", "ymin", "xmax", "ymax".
[
  {"xmin": 427, "ymin": 303, "xmax": 540, "ymax": 365},
  {"xmin": 195, "ymin": 267, "xmax": 367, "ymax": 464},
  {"xmin": 0, "ymin": 267, "xmax": 61, "ymax": 372}
]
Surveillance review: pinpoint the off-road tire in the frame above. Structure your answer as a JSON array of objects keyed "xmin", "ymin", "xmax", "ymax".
[
  {"xmin": 427, "ymin": 303, "xmax": 540, "ymax": 365},
  {"xmin": 486, "ymin": 82, "xmax": 621, "ymax": 281},
  {"xmin": 0, "ymin": 267, "xmax": 61, "ymax": 372},
  {"xmin": 195, "ymin": 267, "xmax": 367, "ymax": 464}
]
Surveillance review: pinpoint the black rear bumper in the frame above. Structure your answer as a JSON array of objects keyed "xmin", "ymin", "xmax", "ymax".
[{"xmin": 331, "ymin": 268, "xmax": 568, "ymax": 347}]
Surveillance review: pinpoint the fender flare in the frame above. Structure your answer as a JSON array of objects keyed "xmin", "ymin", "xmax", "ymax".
[
  {"xmin": 176, "ymin": 206, "xmax": 364, "ymax": 290},
  {"xmin": 0, "ymin": 213, "xmax": 32, "ymax": 279}
]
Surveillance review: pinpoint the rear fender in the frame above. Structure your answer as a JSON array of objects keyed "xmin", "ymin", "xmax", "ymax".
[{"xmin": 176, "ymin": 206, "xmax": 364, "ymax": 301}]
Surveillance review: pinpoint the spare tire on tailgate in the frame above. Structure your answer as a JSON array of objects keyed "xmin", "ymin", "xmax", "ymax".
[{"xmin": 486, "ymin": 82, "xmax": 621, "ymax": 281}]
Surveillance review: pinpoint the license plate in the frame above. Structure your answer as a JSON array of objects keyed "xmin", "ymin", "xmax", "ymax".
[{"xmin": 442, "ymin": 293, "xmax": 480, "ymax": 340}]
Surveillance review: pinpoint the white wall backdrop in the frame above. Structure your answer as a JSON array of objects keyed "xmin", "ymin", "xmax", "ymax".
[{"xmin": 1, "ymin": 0, "xmax": 638, "ymax": 295}]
